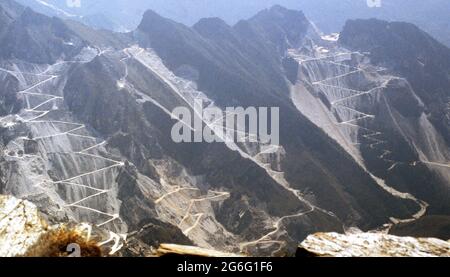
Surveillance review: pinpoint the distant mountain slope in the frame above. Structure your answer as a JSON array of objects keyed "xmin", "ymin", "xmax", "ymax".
[
  {"xmin": 0, "ymin": 0, "xmax": 449, "ymax": 256},
  {"xmin": 340, "ymin": 19, "xmax": 450, "ymax": 145},
  {"xmin": 0, "ymin": 7, "xmax": 86, "ymax": 64},
  {"xmin": 390, "ymin": 215, "xmax": 450, "ymax": 241},
  {"xmin": 134, "ymin": 6, "xmax": 418, "ymax": 231},
  {"xmin": 15, "ymin": 0, "xmax": 450, "ymax": 47}
]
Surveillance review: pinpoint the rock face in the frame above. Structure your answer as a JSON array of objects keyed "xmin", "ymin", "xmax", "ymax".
[
  {"xmin": 338, "ymin": 18, "xmax": 450, "ymax": 216},
  {"xmin": 299, "ymin": 232, "xmax": 450, "ymax": 257},
  {"xmin": 340, "ymin": 19, "xmax": 450, "ymax": 146},
  {"xmin": 0, "ymin": 7, "xmax": 86, "ymax": 64},
  {"xmin": 0, "ymin": 194, "xmax": 129, "ymax": 257},
  {"xmin": 14, "ymin": 0, "xmax": 450, "ymax": 48},
  {"xmin": 0, "ymin": 195, "xmax": 48, "ymax": 257},
  {"xmin": 155, "ymin": 244, "xmax": 244, "ymax": 257}
]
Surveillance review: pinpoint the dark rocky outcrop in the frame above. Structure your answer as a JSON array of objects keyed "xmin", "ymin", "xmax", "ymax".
[{"xmin": 23, "ymin": 138, "xmax": 38, "ymax": 154}]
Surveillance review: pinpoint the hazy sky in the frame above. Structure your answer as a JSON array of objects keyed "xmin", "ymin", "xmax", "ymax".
[{"xmin": 16, "ymin": 0, "xmax": 450, "ymax": 45}]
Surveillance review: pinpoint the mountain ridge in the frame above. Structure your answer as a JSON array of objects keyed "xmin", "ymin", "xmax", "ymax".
[{"xmin": 0, "ymin": 0, "xmax": 449, "ymax": 256}]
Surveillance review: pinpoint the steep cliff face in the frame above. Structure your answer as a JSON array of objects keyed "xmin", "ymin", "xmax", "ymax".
[
  {"xmin": 134, "ymin": 6, "xmax": 419, "ymax": 233},
  {"xmin": 14, "ymin": 0, "xmax": 450, "ymax": 48},
  {"xmin": 0, "ymin": 7, "xmax": 86, "ymax": 64},
  {"xmin": 288, "ymin": 20, "xmax": 450, "ymax": 240},
  {"xmin": 340, "ymin": 19, "xmax": 450, "ymax": 147},
  {"xmin": 63, "ymin": 44, "xmax": 330, "ymax": 256},
  {"xmin": 338, "ymin": 19, "xmax": 450, "ymax": 213}
]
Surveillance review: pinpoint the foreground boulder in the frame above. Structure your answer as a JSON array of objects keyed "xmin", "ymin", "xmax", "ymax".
[
  {"xmin": 299, "ymin": 232, "xmax": 450, "ymax": 257},
  {"xmin": 0, "ymin": 195, "xmax": 240, "ymax": 257},
  {"xmin": 0, "ymin": 195, "xmax": 48, "ymax": 257},
  {"xmin": 0, "ymin": 195, "xmax": 124, "ymax": 257},
  {"xmin": 155, "ymin": 244, "xmax": 244, "ymax": 257},
  {"xmin": 3, "ymin": 193, "xmax": 449, "ymax": 257}
]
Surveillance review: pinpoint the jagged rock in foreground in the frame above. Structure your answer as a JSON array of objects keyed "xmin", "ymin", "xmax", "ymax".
[
  {"xmin": 3, "ymin": 192, "xmax": 449, "ymax": 257},
  {"xmin": 299, "ymin": 232, "xmax": 450, "ymax": 257},
  {"xmin": 0, "ymin": 195, "xmax": 124, "ymax": 257},
  {"xmin": 0, "ymin": 195, "xmax": 48, "ymax": 257},
  {"xmin": 0, "ymin": 194, "xmax": 240, "ymax": 257},
  {"xmin": 155, "ymin": 244, "xmax": 244, "ymax": 257}
]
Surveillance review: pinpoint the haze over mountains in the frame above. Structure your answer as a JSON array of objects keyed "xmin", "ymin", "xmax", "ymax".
[
  {"xmin": 0, "ymin": 0, "xmax": 449, "ymax": 256},
  {"xmin": 15, "ymin": 0, "xmax": 450, "ymax": 47}
]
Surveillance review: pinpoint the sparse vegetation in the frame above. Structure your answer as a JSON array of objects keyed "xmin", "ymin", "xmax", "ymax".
[{"xmin": 23, "ymin": 227, "xmax": 102, "ymax": 257}]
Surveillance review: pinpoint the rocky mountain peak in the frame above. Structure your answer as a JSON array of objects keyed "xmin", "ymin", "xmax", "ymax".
[
  {"xmin": 18, "ymin": 6, "xmax": 50, "ymax": 25},
  {"xmin": 248, "ymin": 5, "xmax": 311, "ymax": 51},
  {"xmin": 193, "ymin": 17, "xmax": 233, "ymax": 40},
  {"xmin": 0, "ymin": 3, "xmax": 86, "ymax": 64},
  {"xmin": 1, "ymin": 0, "xmax": 450, "ymax": 258},
  {"xmin": 255, "ymin": 4, "xmax": 307, "ymax": 23},
  {"xmin": 340, "ymin": 18, "xmax": 450, "ymax": 68},
  {"xmin": 139, "ymin": 9, "xmax": 179, "ymax": 32},
  {"xmin": 340, "ymin": 19, "xmax": 446, "ymax": 56}
]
